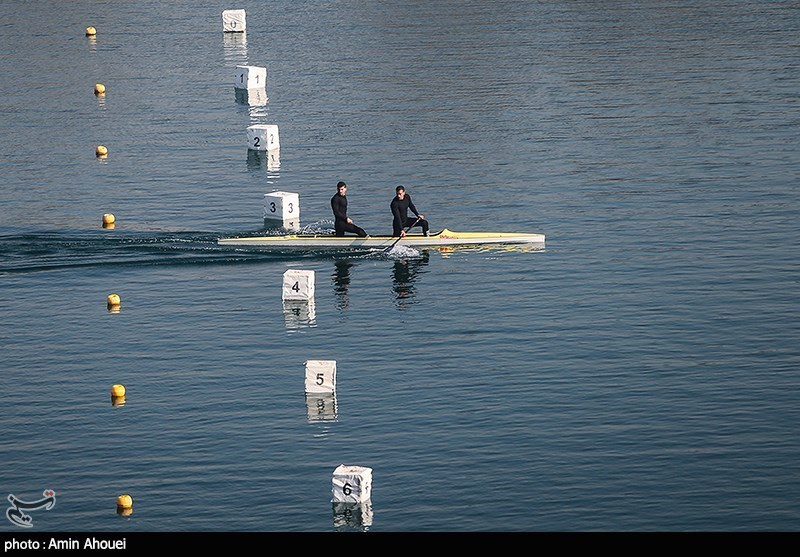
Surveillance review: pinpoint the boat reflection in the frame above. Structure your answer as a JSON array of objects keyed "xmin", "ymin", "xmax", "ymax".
[
  {"xmin": 392, "ymin": 251, "xmax": 429, "ymax": 310},
  {"xmin": 428, "ymin": 243, "xmax": 544, "ymax": 258}
]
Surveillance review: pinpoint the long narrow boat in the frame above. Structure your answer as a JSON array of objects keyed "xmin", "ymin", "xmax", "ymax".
[{"xmin": 217, "ymin": 228, "xmax": 545, "ymax": 250}]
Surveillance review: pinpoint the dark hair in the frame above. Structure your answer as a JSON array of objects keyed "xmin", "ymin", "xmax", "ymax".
[
  {"xmin": 395, "ymin": 185, "xmax": 405, "ymax": 193},
  {"xmin": 337, "ymin": 181, "xmax": 347, "ymax": 189}
]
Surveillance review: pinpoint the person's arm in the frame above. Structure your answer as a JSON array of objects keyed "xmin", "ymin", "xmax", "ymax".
[{"xmin": 407, "ymin": 195, "xmax": 424, "ymax": 220}]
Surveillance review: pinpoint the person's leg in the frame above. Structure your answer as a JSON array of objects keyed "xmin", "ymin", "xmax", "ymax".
[
  {"xmin": 408, "ymin": 219, "xmax": 429, "ymax": 235},
  {"xmin": 334, "ymin": 222, "xmax": 345, "ymax": 237},
  {"xmin": 343, "ymin": 221, "xmax": 368, "ymax": 238}
]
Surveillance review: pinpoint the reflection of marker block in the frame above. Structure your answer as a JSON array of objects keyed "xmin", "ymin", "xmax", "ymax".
[
  {"xmin": 283, "ymin": 299, "xmax": 316, "ymax": 329},
  {"xmin": 332, "ymin": 465, "xmax": 372, "ymax": 504},
  {"xmin": 332, "ymin": 502, "xmax": 373, "ymax": 528},
  {"xmin": 247, "ymin": 124, "xmax": 279, "ymax": 151},
  {"xmin": 234, "ymin": 87, "xmax": 268, "ymax": 107},
  {"xmin": 304, "ymin": 359, "xmax": 336, "ymax": 393},
  {"xmin": 222, "ymin": 9, "xmax": 246, "ymax": 32},
  {"xmin": 234, "ymin": 65, "xmax": 266, "ymax": 89},
  {"xmin": 283, "ymin": 269, "xmax": 315, "ymax": 301},
  {"xmin": 264, "ymin": 191, "xmax": 299, "ymax": 222},
  {"xmin": 305, "ymin": 392, "xmax": 338, "ymax": 422},
  {"xmin": 264, "ymin": 216, "xmax": 299, "ymax": 232},
  {"xmin": 266, "ymin": 148, "xmax": 280, "ymax": 171}
]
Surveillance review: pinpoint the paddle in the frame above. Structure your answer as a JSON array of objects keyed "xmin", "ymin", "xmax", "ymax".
[{"xmin": 384, "ymin": 217, "xmax": 422, "ymax": 253}]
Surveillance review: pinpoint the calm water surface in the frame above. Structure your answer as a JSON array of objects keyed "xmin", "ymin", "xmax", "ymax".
[{"xmin": 1, "ymin": 0, "xmax": 799, "ymax": 532}]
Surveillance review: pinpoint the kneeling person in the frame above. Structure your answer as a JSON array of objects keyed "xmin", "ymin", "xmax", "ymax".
[{"xmin": 390, "ymin": 185, "xmax": 429, "ymax": 237}]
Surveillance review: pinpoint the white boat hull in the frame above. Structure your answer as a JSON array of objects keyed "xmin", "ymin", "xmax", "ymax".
[{"xmin": 217, "ymin": 228, "xmax": 545, "ymax": 250}]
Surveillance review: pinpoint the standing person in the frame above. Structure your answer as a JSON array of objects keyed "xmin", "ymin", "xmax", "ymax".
[
  {"xmin": 390, "ymin": 185, "xmax": 430, "ymax": 237},
  {"xmin": 330, "ymin": 181, "xmax": 368, "ymax": 237}
]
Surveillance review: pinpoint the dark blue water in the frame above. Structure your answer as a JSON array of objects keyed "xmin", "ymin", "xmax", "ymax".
[{"xmin": 1, "ymin": 0, "xmax": 799, "ymax": 533}]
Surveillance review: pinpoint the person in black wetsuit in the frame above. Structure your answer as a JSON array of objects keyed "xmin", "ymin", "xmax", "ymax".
[
  {"xmin": 330, "ymin": 181, "xmax": 368, "ymax": 237},
  {"xmin": 390, "ymin": 185, "xmax": 430, "ymax": 237}
]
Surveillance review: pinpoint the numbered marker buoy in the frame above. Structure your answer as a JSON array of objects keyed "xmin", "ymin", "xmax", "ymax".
[
  {"xmin": 304, "ymin": 359, "xmax": 336, "ymax": 394},
  {"xmin": 282, "ymin": 269, "xmax": 314, "ymax": 301},
  {"xmin": 263, "ymin": 191, "xmax": 299, "ymax": 223},
  {"xmin": 234, "ymin": 65, "xmax": 266, "ymax": 90},
  {"xmin": 246, "ymin": 124, "xmax": 279, "ymax": 151},
  {"xmin": 222, "ymin": 9, "xmax": 246, "ymax": 32},
  {"xmin": 331, "ymin": 465, "xmax": 373, "ymax": 504}
]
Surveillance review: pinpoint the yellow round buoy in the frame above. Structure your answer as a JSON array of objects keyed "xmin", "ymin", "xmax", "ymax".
[
  {"xmin": 94, "ymin": 83, "xmax": 105, "ymax": 95},
  {"xmin": 85, "ymin": 26, "xmax": 97, "ymax": 36},
  {"xmin": 116, "ymin": 494, "xmax": 133, "ymax": 515},
  {"xmin": 110, "ymin": 384, "xmax": 126, "ymax": 397},
  {"xmin": 102, "ymin": 213, "xmax": 115, "ymax": 225},
  {"xmin": 111, "ymin": 395, "xmax": 126, "ymax": 407},
  {"xmin": 107, "ymin": 293, "xmax": 120, "ymax": 308},
  {"xmin": 96, "ymin": 145, "xmax": 108, "ymax": 157}
]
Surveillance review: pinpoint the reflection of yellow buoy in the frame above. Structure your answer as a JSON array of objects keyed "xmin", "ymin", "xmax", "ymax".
[
  {"xmin": 102, "ymin": 213, "xmax": 115, "ymax": 226},
  {"xmin": 86, "ymin": 27, "xmax": 97, "ymax": 36},
  {"xmin": 107, "ymin": 293, "xmax": 121, "ymax": 308},
  {"xmin": 110, "ymin": 384, "xmax": 126, "ymax": 397},
  {"xmin": 96, "ymin": 145, "xmax": 108, "ymax": 157},
  {"xmin": 94, "ymin": 83, "xmax": 106, "ymax": 95}
]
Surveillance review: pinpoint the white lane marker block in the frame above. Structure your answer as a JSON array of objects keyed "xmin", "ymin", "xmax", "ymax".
[
  {"xmin": 247, "ymin": 124, "xmax": 279, "ymax": 151},
  {"xmin": 283, "ymin": 269, "xmax": 315, "ymax": 301},
  {"xmin": 222, "ymin": 9, "xmax": 246, "ymax": 32},
  {"xmin": 304, "ymin": 359, "xmax": 336, "ymax": 393},
  {"xmin": 264, "ymin": 191, "xmax": 299, "ymax": 222},
  {"xmin": 331, "ymin": 464, "xmax": 373, "ymax": 504},
  {"xmin": 234, "ymin": 65, "xmax": 266, "ymax": 89}
]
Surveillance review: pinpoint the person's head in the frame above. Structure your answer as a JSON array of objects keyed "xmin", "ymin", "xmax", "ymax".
[
  {"xmin": 395, "ymin": 185, "xmax": 405, "ymax": 198},
  {"xmin": 337, "ymin": 181, "xmax": 347, "ymax": 194}
]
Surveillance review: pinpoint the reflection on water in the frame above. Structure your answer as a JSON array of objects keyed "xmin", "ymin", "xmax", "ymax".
[
  {"xmin": 305, "ymin": 392, "xmax": 338, "ymax": 423},
  {"xmin": 332, "ymin": 501, "xmax": 372, "ymax": 531},
  {"xmin": 235, "ymin": 87, "xmax": 268, "ymax": 107},
  {"xmin": 332, "ymin": 259, "xmax": 355, "ymax": 311},
  {"xmin": 246, "ymin": 148, "xmax": 280, "ymax": 172},
  {"xmin": 222, "ymin": 31, "xmax": 248, "ymax": 66},
  {"xmin": 432, "ymin": 243, "xmax": 545, "ymax": 258},
  {"xmin": 392, "ymin": 251, "xmax": 429, "ymax": 310},
  {"xmin": 282, "ymin": 299, "xmax": 316, "ymax": 330}
]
